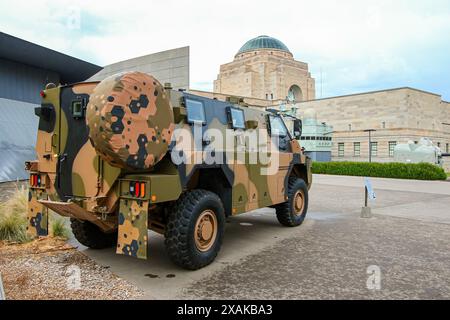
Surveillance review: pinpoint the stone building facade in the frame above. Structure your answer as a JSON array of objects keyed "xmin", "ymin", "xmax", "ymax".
[
  {"xmin": 297, "ymin": 88, "xmax": 450, "ymax": 163},
  {"xmin": 214, "ymin": 35, "xmax": 315, "ymax": 102}
]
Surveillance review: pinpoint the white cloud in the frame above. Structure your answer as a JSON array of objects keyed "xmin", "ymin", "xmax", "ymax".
[{"xmin": 0, "ymin": 0, "xmax": 449, "ymax": 98}]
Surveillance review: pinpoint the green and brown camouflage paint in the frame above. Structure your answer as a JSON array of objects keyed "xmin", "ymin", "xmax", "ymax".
[{"xmin": 27, "ymin": 71, "xmax": 311, "ymax": 260}]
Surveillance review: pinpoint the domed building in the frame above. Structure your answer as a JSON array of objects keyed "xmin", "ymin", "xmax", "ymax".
[{"xmin": 214, "ymin": 35, "xmax": 315, "ymax": 102}]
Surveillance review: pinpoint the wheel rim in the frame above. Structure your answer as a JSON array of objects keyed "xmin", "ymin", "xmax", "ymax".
[
  {"xmin": 194, "ymin": 210, "xmax": 218, "ymax": 252},
  {"xmin": 293, "ymin": 190, "xmax": 305, "ymax": 216}
]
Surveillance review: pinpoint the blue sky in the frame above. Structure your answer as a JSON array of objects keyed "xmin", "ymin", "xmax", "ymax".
[{"xmin": 1, "ymin": 0, "xmax": 449, "ymax": 100}]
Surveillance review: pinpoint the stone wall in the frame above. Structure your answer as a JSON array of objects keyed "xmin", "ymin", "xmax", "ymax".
[
  {"xmin": 297, "ymin": 88, "xmax": 450, "ymax": 164},
  {"xmin": 188, "ymin": 89, "xmax": 275, "ymax": 108}
]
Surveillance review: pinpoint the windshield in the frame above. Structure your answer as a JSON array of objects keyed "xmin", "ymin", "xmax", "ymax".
[{"xmin": 269, "ymin": 115, "xmax": 289, "ymax": 137}]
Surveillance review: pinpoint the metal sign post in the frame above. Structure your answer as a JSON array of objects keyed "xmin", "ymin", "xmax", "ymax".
[
  {"xmin": 0, "ymin": 273, "xmax": 6, "ymax": 300},
  {"xmin": 361, "ymin": 177, "xmax": 376, "ymax": 218}
]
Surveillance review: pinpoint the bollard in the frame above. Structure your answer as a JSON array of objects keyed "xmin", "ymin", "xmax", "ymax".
[
  {"xmin": 361, "ymin": 186, "xmax": 372, "ymax": 218},
  {"xmin": 361, "ymin": 177, "xmax": 375, "ymax": 218}
]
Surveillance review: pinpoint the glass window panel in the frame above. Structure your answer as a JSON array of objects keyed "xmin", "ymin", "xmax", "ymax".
[{"xmin": 186, "ymin": 99, "xmax": 206, "ymax": 124}]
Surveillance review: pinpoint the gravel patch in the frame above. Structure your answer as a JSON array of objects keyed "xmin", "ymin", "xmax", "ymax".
[{"xmin": 0, "ymin": 238, "xmax": 144, "ymax": 300}]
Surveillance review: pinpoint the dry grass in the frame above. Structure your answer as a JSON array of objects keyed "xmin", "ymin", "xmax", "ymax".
[
  {"xmin": 50, "ymin": 214, "xmax": 70, "ymax": 239},
  {"xmin": 0, "ymin": 184, "xmax": 71, "ymax": 242},
  {"xmin": 0, "ymin": 184, "xmax": 30, "ymax": 243}
]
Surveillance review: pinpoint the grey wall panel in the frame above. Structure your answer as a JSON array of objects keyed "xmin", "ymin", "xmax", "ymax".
[
  {"xmin": 0, "ymin": 98, "xmax": 38, "ymax": 182},
  {"xmin": 0, "ymin": 58, "xmax": 59, "ymax": 104}
]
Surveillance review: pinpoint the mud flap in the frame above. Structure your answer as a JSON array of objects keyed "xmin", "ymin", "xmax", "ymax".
[
  {"xmin": 116, "ymin": 198, "xmax": 148, "ymax": 259},
  {"xmin": 27, "ymin": 189, "xmax": 48, "ymax": 237}
]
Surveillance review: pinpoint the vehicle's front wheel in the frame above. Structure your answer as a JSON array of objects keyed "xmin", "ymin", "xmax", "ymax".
[
  {"xmin": 275, "ymin": 177, "xmax": 309, "ymax": 227},
  {"xmin": 164, "ymin": 190, "xmax": 225, "ymax": 270},
  {"xmin": 70, "ymin": 219, "xmax": 117, "ymax": 249}
]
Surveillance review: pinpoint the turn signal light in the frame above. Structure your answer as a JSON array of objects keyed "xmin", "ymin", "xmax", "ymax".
[{"xmin": 140, "ymin": 182, "xmax": 145, "ymax": 198}]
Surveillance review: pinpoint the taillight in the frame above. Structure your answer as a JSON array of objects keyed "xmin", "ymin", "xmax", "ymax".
[
  {"xmin": 129, "ymin": 181, "xmax": 146, "ymax": 198},
  {"xmin": 134, "ymin": 182, "xmax": 140, "ymax": 198},
  {"xmin": 30, "ymin": 174, "xmax": 42, "ymax": 187}
]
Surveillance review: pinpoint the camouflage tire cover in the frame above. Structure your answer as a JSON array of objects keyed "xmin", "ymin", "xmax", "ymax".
[{"xmin": 86, "ymin": 72, "xmax": 175, "ymax": 170}]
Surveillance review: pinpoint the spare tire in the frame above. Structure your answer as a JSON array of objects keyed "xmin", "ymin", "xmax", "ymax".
[{"xmin": 86, "ymin": 72, "xmax": 175, "ymax": 170}]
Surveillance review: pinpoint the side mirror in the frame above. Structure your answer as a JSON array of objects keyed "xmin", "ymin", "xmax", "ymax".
[{"xmin": 293, "ymin": 119, "xmax": 302, "ymax": 140}]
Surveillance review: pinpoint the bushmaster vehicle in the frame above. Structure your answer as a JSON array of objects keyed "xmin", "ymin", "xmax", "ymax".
[{"xmin": 26, "ymin": 72, "xmax": 312, "ymax": 270}]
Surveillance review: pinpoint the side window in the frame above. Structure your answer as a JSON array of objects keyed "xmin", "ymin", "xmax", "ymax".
[
  {"xmin": 186, "ymin": 98, "xmax": 206, "ymax": 124},
  {"xmin": 71, "ymin": 98, "xmax": 87, "ymax": 119},
  {"xmin": 269, "ymin": 115, "xmax": 288, "ymax": 137},
  {"xmin": 227, "ymin": 107, "xmax": 246, "ymax": 130}
]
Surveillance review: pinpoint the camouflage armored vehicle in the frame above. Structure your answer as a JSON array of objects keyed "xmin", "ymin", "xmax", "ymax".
[{"xmin": 26, "ymin": 71, "xmax": 312, "ymax": 270}]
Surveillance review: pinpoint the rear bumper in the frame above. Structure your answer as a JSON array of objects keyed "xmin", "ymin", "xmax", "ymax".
[{"xmin": 39, "ymin": 199, "xmax": 116, "ymax": 232}]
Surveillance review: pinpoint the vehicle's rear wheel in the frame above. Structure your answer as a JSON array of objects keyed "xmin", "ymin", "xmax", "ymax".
[
  {"xmin": 275, "ymin": 177, "xmax": 308, "ymax": 227},
  {"xmin": 70, "ymin": 218, "xmax": 117, "ymax": 249},
  {"xmin": 164, "ymin": 189, "xmax": 225, "ymax": 270}
]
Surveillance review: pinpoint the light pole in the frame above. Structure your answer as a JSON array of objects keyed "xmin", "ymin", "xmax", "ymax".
[{"xmin": 364, "ymin": 129, "xmax": 376, "ymax": 163}]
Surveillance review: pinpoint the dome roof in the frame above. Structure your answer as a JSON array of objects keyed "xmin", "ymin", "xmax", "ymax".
[{"xmin": 237, "ymin": 35, "xmax": 290, "ymax": 55}]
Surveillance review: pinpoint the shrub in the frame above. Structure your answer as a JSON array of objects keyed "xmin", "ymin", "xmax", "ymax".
[
  {"xmin": 50, "ymin": 214, "xmax": 70, "ymax": 239},
  {"xmin": 0, "ymin": 185, "xmax": 30, "ymax": 243},
  {"xmin": 312, "ymin": 161, "xmax": 447, "ymax": 181}
]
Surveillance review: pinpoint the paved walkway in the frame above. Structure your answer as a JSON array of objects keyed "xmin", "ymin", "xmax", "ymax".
[
  {"xmin": 312, "ymin": 174, "xmax": 450, "ymax": 224},
  {"xmin": 74, "ymin": 175, "xmax": 450, "ymax": 299}
]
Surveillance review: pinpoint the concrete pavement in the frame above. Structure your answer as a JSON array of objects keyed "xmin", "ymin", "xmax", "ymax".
[{"xmin": 73, "ymin": 174, "xmax": 450, "ymax": 299}]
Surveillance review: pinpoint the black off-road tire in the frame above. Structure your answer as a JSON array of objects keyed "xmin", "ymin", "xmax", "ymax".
[
  {"xmin": 70, "ymin": 218, "xmax": 117, "ymax": 249},
  {"xmin": 275, "ymin": 177, "xmax": 309, "ymax": 227},
  {"xmin": 164, "ymin": 190, "xmax": 225, "ymax": 270}
]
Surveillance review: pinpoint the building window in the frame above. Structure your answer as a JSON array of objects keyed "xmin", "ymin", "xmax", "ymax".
[
  {"xmin": 338, "ymin": 143, "xmax": 345, "ymax": 157},
  {"xmin": 389, "ymin": 141, "xmax": 396, "ymax": 157},
  {"xmin": 271, "ymin": 93, "xmax": 273, "ymax": 100},
  {"xmin": 382, "ymin": 122, "xmax": 386, "ymax": 129},
  {"xmin": 447, "ymin": 143, "xmax": 449, "ymax": 153},
  {"xmin": 370, "ymin": 142, "xmax": 378, "ymax": 157},
  {"xmin": 354, "ymin": 142, "xmax": 360, "ymax": 157},
  {"xmin": 265, "ymin": 94, "xmax": 268, "ymax": 100},
  {"xmin": 348, "ymin": 124, "xmax": 352, "ymax": 131},
  {"xmin": 437, "ymin": 142, "xmax": 441, "ymax": 148}
]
